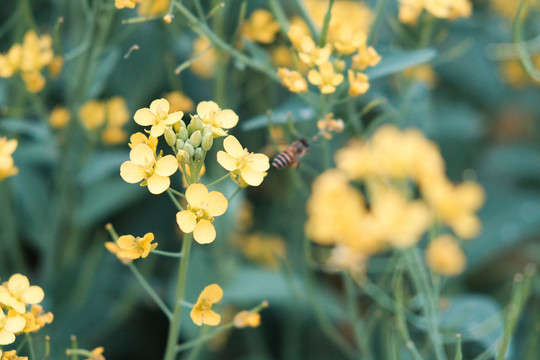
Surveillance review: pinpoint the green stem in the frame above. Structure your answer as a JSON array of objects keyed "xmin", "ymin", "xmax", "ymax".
[
  {"xmin": 163, "ymin": 233, "xmax": 194, "ymax": 360},
  {"xmin": 168, "ymin": 188, "xmax": 186, "ymax": 198},
  {"xmin": 394, "ymin": 271, "xmax": 423, "ymax": 360},
  {"xmin": 151, "ymin": 249, "xmax": 183, "ymax": 258},
  {"xmin": 268, "ymin": 0, "xmax": 290, "ymax": 37},
  {"xmin": 367, "ymin": 0, "xmax": 389, "ymax": 46},
  {"xmin": 228, "ymin": 187, "xmax": 242, "ymax": 202},
  {"xmin": 318, "ymin": 0, "xmax": 335, "ymax": 47},
  {"xmin": 342, "ymin": 272, "xmax": 372, "ymax": 359},
  {"xmin": 207, "ymin": 172, "xmax": 231, "ymax": 188},
  {"xmin": 25, "ymin": 333, "xmax": 36, "ymax": 360},
  {"xmin": 512, "ymin": 0, "xmax": 540, "ymax": 82},
  {"xmin": 177, "ymin": 324, "xmax": 234, "ymax": 353},
  {"xmin": 291, "ymin": 0, "xmax": 319, "ymax": 39},
  {"xmin": 128, "ymin": 262, "xmax": 173, "ymax": 319},
  {"xmin": 167, "ymin": 188, "xmax": 185, "ymax": 211}
]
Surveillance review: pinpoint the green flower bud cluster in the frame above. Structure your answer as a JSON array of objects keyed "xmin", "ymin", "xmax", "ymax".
[{"xmin": 174, "ymin": 116, "xmax": 214, "ymax": 183}]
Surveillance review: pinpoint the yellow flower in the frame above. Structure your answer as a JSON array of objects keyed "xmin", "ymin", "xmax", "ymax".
[
  {"xmin": 330, "ymin": 25, "xmax": 366, "ymax": 55},
  {"xmin": 316, "ymin": 113, "xmax": 344, "ymax": 140},
  {"xmin": 233, "ymin": 310, "xmax": 261, "ymax": 328},
  {"xmin": 164, "ymin": 91, "xmax": 194, "ymax": 113},
  {"xmin": 217, "ymin": 135, "xmax": 270, "ymax": 187},
  {"xmin": 348, "ymin": 70, "xmax": 370, "ymax": 97},
  {"xmin": 20, "ymin": 31, "xmax": 53, "ymax": 74},
  {"xmin": 101, "ymin": 126, "xmax": 128, "ymax": 145},
  {"xmin": 241, "ymin": 9, "xmax": 281, "ymax": 44},
  {"xmin": 0, "ymin": 137, "xmax": 19, "ymax": 181},
  {"xmin": 0, "ymin": 45, "xmax": 22, "ymax": 78},
  {"xmin": 106, "ymin": 97, "xmax": 130, "ymax": 127},
  {"xmin": 87, "ymin": 347, "xmax": 105, "ymax": 360},
  {"xmin": 277, "ymin": 68, "xmax": 308, "ymax": 93},
  {"xmin": 115, "ymin": 0, "xmax": 140, "ymax": 9},
  {"xmin": 425, "ymin": 234, "xmax": 466, "ymax": 276},
  {"xmin": 398, "ymin": 0, "xmax": 424, "ymax": 25},
  {"xmin": 0, "ymin": 310, "xmax": 26, "ymax": 345},
  {"xmin": 176, "ymin": 184, "xmax": 228, "ymax": 244},
  {"xmin": 194, "ymin": 101, "xmax": 238, "ymax": 137},
  {"xmin": 325, "ymin": 245, "xmax": 367, "ymax": 275},
  {"xmin": 21, "ymin": 305, "xmax": 53, "ymax": 333},
  {"xmin": 191, "ymin": 37, "xmax": 217, "ymax": 79},
  {"xmin": 116, "ymin": 233, "xmax": 157, "ymax": 259},
  {"xmin": 307, "ymin": 62, "xmax": 344, "ymax": 94},
  {"xmin": 79, "ymin": 100, "xmax": 106, "ymax": 130},
  {"xmin": 287, "ymin": 17, "xmax": 311, "ymax": 48},
  {"xmin": 134, "ymin": 98, "xmax": 184, "ymax": 138},
  {"xmin": 424, "ymin": 0, "xmax": 472, "ymax": 20},
  {"xmin": 48, "ymin": 56, "xmax": 64, "ymax": 77},
  {"xmin": 271, "ymin": 46, "xmax": 294, "ymax": 68},
  {"xmin": 137, "ymin": 0, "xmax": 169, "ymax": 16},
  {"xmin": 0, "ymin": 350, "xmax": 27, "ymax": 360},
  {"xmin": 21, "ymin": 71, "xmax": 45, "ymax": 93},
  {"xmin": 352, "ymin": 45, "xmax": 381, "ymax": 71},
  {"xmin": 235, "ymin": 233, "xmax": 286, "ymax": 269},
  {"xmin": 128, "ymin": 132, "xmax": 158, "ymax": 153},
  {"xmin": 0, "ymin": 274, "xmax": 44, "ymax": 314},
  {"xmin": 104, "ymin": 242, "xmax": 132, "ymax": 265},
  {"xmin": 297, "ymin": 37, "xmax": 332, "ymax": 67},
  {"xmin": 49, "ymin": 106, "xmax": 71, "ymax": 129},
  {"xmin": 120, "ymin": 143, "xmax": 178, "ymax": 194},
  {"xmin": 190, "ymin": 284, "xmax": 223, "ymax": 326}
]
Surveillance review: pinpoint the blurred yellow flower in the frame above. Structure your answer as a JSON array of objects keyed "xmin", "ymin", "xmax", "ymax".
[
  {"xmin": 287, "ymin": 17, "xmax": 311, "ymax": 48},
  {"xmin": 235, "ymin": 233, "xmax": 286, "ymax": 269},
  {"xmin": 79, "ymin": 100, "xmax": 106, "ymax": 130},
  {"xmin": 0, "ymin": 137, "xmax": 18, "ymax": 181},
  {"xmin": 233, "ymin": 310, "xmax": 261, "ymax": 328},
  {"xmin": 425, "ymin": 234, "xmax": 466, "ymax": 276},
  {"xmin": 104, "ymin": 242, "xmax": 132, "ymax": 265},
  {"xmin": 399, "ymin": 0, "xmax": 472, "ymax": 24},
  {"xmin": 49, "ymin": 105, "xmax": 71, "ymax": 129},
  {"xmin": 271, "ymin": 46, "xmax": 294, "ymax": 68},
  {"xmin": 0, "ymin": 310, "xmax": 25, "ymax": 345},
  {"xmin": 0, "ymin": 274, "xmax": 44, "ymax": 314},
  {"xmin": 191, "ymin": 37, "xmax": 216, "ymax": 78},
  {"xmin": 307, "ymin": 62, "xmax": 344, "ymax": 94},
  {"xmin": 0, "ymin": 45, "xmax": 21, "ymax": 78},
  {"xmin": 277, "ymin": 68, "xmax": 308, "ymax": 93},
  {"xmin": 398, "ymin": 0, "xmax": 424, "ymax": 25},
  {"xmin": 164, "ymin": 91, "xmax": 194, "ymax": 113},
  {"xmin": 0, "ymin": 350, "xmax": 28, "ymax": 360},
  {"xmin": 194, "ymin": 101, "xmax": 238, "ymax": 137},
  {"xmin": 101, "ymin": 126, "xmax": 128, "ymax": 145},
  {"xmin": 325, "ymin": 245, "xmax": 367, "ymax": 275},
  {"xmin": 191, "ymin": 284, "xmax": 223, "ymax": 326},
  {"xmin": 87, "ymin": 347, "xmax": 105, "ymax": 360},
  {"xmin": 348, "ymin": 70, "xmax": 370, "ymax": 97},
  {"xmin": 134, "ymin": 98, "xmax": 184, "ymax": 138},
  {"xmin": 316, "ymin": 113, "xmax": 344, "ymax": 140},
  {"xmin": 137, "ymin": 0, "xmax": 169, "ymax": 16},
  {"xmin": 21, "ymin": 305, "xmax": 53, "ymax": 333},
  {"xmin": 352, "ymin": 46, "xmax": 381, "ymax": 71},
  {"xmin": 297, "ymin": 37, "xmax": 332, "ymax": 67},
  {"xmin": 242, "ymin": 9, "xmax": 280, "ymax": 44},
  {"xmin": 176, "ymin": 183, "xmax": 228, "ymax": 244},
  {"xmin": 217, "ymin": 135, "xmax": 270, "ymax": 187},
  {"xmin": 331, "ymin": 25, "xmax": 366, "ymax": 55},
  {"xmin": 120, "ymin": 143, "xmax": 178, "ymax": 194},
  {"xmin": 116, "ymin": 233, "xmax": 157, "ymax": 259},
  {"xmin": 115, "ymin": 0, "xmax": 140, "ymax": 9}
]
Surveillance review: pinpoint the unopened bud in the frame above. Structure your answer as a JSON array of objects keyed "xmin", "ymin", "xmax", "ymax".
[
  {"xmin": 176, "ymin": 139, "xmax": 185, "ymax": 151},
  {"xmin": 177, "ymin": 149, "xmax": 189, "ymax": 164},
  {"xmin": 178, "ymin": 119, "xmax": 187, "ymax": 129},
  {"xmin": 183, "ymin": 142, "xmax": 195, "ymax": 158},
  {"xmin": 190, "ymin": 130, "xmax": 202, "ymax": 148},
  {"xmin": 177, "ymin": 127, "xmax": 188, "ymax": 141},
  {"xmin": 203, "ymin": 125, "xmax": 213, "ymax": 137},
  {"xmin": 164, "ymin": 127, "xmax": 177, "ymax": 147},
  {"xmin": 201, "ymin": 133, "xmax": 213, "ymax": 151},
  {"xmin": 190, "ymin": 116, "xmax": 204, "ymax": 132},
  {"xmin": 195, "ymin": 148, "xmax": 204, "ymax": 161}
]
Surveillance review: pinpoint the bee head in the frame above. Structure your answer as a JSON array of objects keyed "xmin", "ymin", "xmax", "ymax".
[{"xmin": 298, "ymin": 138, "xmax": 309, "ymax": 148}]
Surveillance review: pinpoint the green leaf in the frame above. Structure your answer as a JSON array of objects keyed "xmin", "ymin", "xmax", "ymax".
[{"xmin": 78, "ymin": 149, "xmax": 129, "ymax": 186}]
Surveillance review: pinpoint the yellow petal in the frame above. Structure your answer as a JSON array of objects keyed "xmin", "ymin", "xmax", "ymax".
[
  {"xmin": 150, "ymin": 121, "xmax": 167, "ymax": 137},
  {"xmin": 155, "ymin": 155, "xmax": 178, "ymax": 176},
  {"xmin": 190, "ymin": 308, "xmax": 203, "ymax": 326},
  {"xmin": 249, "ymin": 153, "xmax": 270, "ymax": 171},
  {"xmin": 200, "ymin": 283, "xmax": 223, "ymax": 303},
  {"xmin": 147, "ymin": 173, "xmax": 170, "ymax": 194},
  {"xmin": 193, "ymin": 219, "xmax": 216, "ymax": 244},
  {"xmin": 216, "ymin": 109, "xmax": 238, "ymax": 129},
  {"xmin": 217, "ymin": 151, "xmax": 238, "ymax": 171},
  {"xmin": 186, "ymin": 183, "xmax": 209, "ymax": 207},
  {"xmin": 8, "ymin": 274, "xmax": 29, "ymax": 293},
  {"xmin": 240, "ymin": 166, "xmax": 265, "ymax": 186},
  {"xmin": 120, "ymin": 161, "xmax": 145, "ymax": 183},
  {"xmin": 133, "ymin": 108, "xmax": 155, "ymax": 126},
  {"xmin": 202, "ymin": 309, "xmax": 221, "ymax": 326},
  {"xmin": 150, "ymin": 98, "xmax": 170, "ymax": 114},
  {"xmin": 197, "ymin": 101, "xmax": 219, "ymax": 119},
  {"xmin": 206, "ymin": 191, "xmax": 228, "ymax": 217},
  {"xmin": 117, "ymin": 235, "xmax": 136, "ymax": 250},
  {"xmin": 223, "ymin": 135, "xmax": 244, "ymax": 158},
  {"xmin": 21, "ymin": 286, "xmax": 44, "ymax": 305},
  {"xmin": 0, "ymin": 329, "xmax": 15, "ymax": 345},
  {"xmin": 307, "ymin": 69, "xmax": 322, "ymax": 85},
  {"xmin": 5, "ymin": 313, "xmax": 26, "ymax": 333},
  {"xmin": 177, "ymin": 211, "xmax": 197, "ymax": 233},
  {"xmin": 130, "ymin": 144, "xmax": 154, "ymax": 165},
  {"xmin": 165, "ymin": 111, "xmax": 184, "ymax": 125}
]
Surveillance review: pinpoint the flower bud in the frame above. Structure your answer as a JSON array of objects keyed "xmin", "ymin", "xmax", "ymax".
[
  {"xmin": 164, "ymin": 127, "xmax": 177, "ymax": 147},
  {"xmin": 333, "ymin": 59, "xmax": 346, "ymax": 73},
  {"xmin": 195, "ymin": 148, "xmax": 204, "ymax": 162},
  {"xmin": 190, "ymin": 116, "xmax": 204, "ymax": 132},
  {"xmin": 190, "ymin": 130, "xmax": 202, "ymax": 148},
  {"xmin": 176, "ymin": 139, "xmax": 185, "ymax": 151},
  {"xmin": 176, "ymin": 149, "xmax": 189, "ymax": 164},
  {"xmin": 178, "ymin": 119, "xmax": 187, "ymax": 129},
  {"xmin": 183, "ymin": 142, "xmax": 195, "ymax": 158},
  {"xmin": 177, "ymin": 127, "xmax": 189, "ymax": 141},
  {"xmin": 203, "ymin": 125, "xmax": 213, "ymax": 137},
  {"xmin": 201, "ymin": 133, "xmax": 213, "ymax": 151}
]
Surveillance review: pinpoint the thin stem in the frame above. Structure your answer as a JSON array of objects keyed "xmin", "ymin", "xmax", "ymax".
[
  {"xmin": 25, "ymin": 333, "xmax": 36, "ymax": 360},
  {"xmin": 177, "ymin": 324, "xmax": 234, "ymax": 353},
  {"xmin": 163, "ymin": 233, "xmax": 194, "ymax": 360},
  {"xmin": 512, "ymin": 0, "xmax": 540, "ymax": 82},
  {"xmin": 318, "ymin": 0, "xmax": 335, "ymax": 47},
  {"xmin": 168, "ymin": 188, "xmax": 186, "ymax": 199},
  {"xmin": 291, "ymin": 0, "xmax": 319, "ymax": 39},
  {"xmin": 268, "ymin": 0, "xmax": 290, "ymax": 37},
  {"xmin": 167, "ymin": 188, "xmax": 185, "ymax": 211},
  {"xmin": 127, "ymin": 262, "xmax": 173, "ymax": 319},
  {"xmin": 228, "ymin": 186, "xmax": 242, "ymax": 202},
  {"xmin": 342, "ymin": 272, "xmax": 372, "ymax": 359},
  {"xmin": 151, "ymin": 249, "xmax": 183, "ymax": 258},
  {"xmin": 207, "ymin": 172, "xmax": 231, "ymax": 188},
  {"xmin": 394, "ymin": 271, "xmax": 424, "ymax": 360},
  {"xmin": 367, "ymin": 0, "xmax": 389, "ymax": 46}
]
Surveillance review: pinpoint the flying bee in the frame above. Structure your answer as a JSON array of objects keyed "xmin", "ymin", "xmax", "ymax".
[{"xmin": 271, "ymin": 138, "xmax": 310, "ymax": 169}]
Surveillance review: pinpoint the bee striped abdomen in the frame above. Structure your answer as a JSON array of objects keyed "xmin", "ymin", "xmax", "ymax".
[{"xmin": 272, "ymin": 150, "xmax": 295, "ymax": 169}]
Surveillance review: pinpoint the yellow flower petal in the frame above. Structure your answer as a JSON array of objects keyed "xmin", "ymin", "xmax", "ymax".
[
  {"xmin": 206, "ymin": 191, "xmax": 228, "ymax": 217},
  {"xmin": 133, "ymin": 108, "xmax": 155, "ymax": 126},
  {"xmin": 200, "ymin": 283, "xmax": 223, "ymax": 303},
  {"xmin": 197, "ymin": 101, "xmax": 219, "ymax": 118},
  {"xmin": 0, "ymin": 329, "xmax": 15, "ymax": 345},
  {"xmin": 165, "ymin": 111, "xmax": 184, "ymax": 125},
  {"xmin": 223, "ymin": 135, "xmax": 244, "ymax": 158},
  {"xmin": 177, "ymin": 211, "xmax": 197, "ymax": 233},
  {"xmin": 7, "ymin": 274, "xmax": 29, "ymax": 292},
  {"xmin": 21, "ymin": 286, "xmax": 44, "ymax": 305},
  {"xmin": 150, "ymin": 98, "xmax": 170, "ymax": 114},
  {"xmin": 147, "ymin": 173, "xmax": 170, "ymax": 194},
  {"xmin": 193, "ymin": 219, "xmax": 216, "ymax": 244},
  {"xmin": 5, "ymin": 313, "xmax": 26, "ymax": 333},
  {"xmin": 155, "ymin": 155, "xmax": 178, "ymax": 177},
  {"xmin": 216, "ymin": 109, "xmax": 238, "ymax": 129},
  {"xmin": 216, "ymin": 151, "xmax": 238, "ymax": 171},
  {"xmin": 150, "ymin": 121, "xmax": 167, "ymax": 137},
  {"xmin": 202, "ymin": 309, "xmax": 221, "ymax": 326},
  {"xmin": 130, "ymin": 144, "xmax": 154, "ymax": 166},
  {"xmin": 117, "ymin": 235, "xmax": 135, "ymax": 250},
  {"xmin": 249, "ymin": 153, "xmax": 270, "ymax": 171},
  {"xmin": 190, "ymin": 308, "xmax": 203, "ymax": 326},
  {"xmin": 240, "ymin": 166, "xmax": 265, "ymax": 186},
  {"xmin": 186, "ymin": 183, "xmax": 209, "ymax": 207},
  {"xmin": 120, "ymin": 161, "xmax": 145, "ymax": 183}
]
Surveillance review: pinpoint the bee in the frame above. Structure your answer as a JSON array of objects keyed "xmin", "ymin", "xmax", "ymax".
[{"xmin": 271, "ymin": 138, "xmax": 310, "ymax": 169}]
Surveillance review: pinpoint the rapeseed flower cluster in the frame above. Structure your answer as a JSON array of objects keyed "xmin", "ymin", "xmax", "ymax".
[
  {"xmin": 0, "ymin": 274, "xmax": 52, "ymax": 347},
  {"xmin": 79, "ymin": 97, "xmax": 131, "ymax": 145},
  {"xmin": 306, "ymin": 125, "xmax": 484, "ymax": 276},
  {"xmin": 398, "ymin": 0, "xmax": 472, "ymax": 25},
  {"xmin": 0, "ymin": 30, "xmax": 59, "ymax": 93},
  {"xmin": 0, "ymin": 138, "xmax": 18, "ymax": 181}
]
